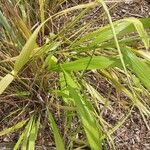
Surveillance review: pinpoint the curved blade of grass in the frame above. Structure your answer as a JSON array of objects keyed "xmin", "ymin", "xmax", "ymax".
[
  {"xmin": 52, "ymin": 56, "xmax": 120, "ymax": 72},
  {"xmin": 75, "ymin": 21, "xmax": 131, "ymax": 47},
  {"xmin": 47, "ymin": 109, "xmax": 65, "ymax": 150},
  {"xmin": 123, "ymin": 18, "xmax": 149, "ymax": 50},
  {"xmin": 62, "ymin": 70, "xmax": 102, "ymax": 150},
  {"xmin": 124, "ymin": 18, "xmax": 150, "ymax": 33},
  {"xmin": 97, "ymin": 1, "xmax": 141, "ymax": 120},
  {"xmin": 14, "ymin": 23, "xmax": 44, "ymax": 73},
  {"xmin": 72, "ymin": 17, "xmax": 150, "ymax": 49},
  {"xmin": 0, "ymin": 23, "xmax": 44, "ymax": 94},
  {"xmin": 0, "ymin": 119, "xmax": 28, "ymax": 137},
  {"xmin": 0, "ymin": 20, "xmax": 59, "ymax": 94},
  {"xmin": 101, "ymin": 70, "xmax": 150, "ymax": 116},
  {"xmin": 122, "ymin": 47, "xmax": 150, "ymax": 91}
]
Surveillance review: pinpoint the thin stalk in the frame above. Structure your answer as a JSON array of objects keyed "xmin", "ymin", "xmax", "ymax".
[{"xmin": 97, "ymin": 0, "xmax": 138, "ymax": 100}]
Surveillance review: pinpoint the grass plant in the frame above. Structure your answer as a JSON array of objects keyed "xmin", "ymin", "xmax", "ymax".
[{"xmin": 0, "ymin": 0, "xmax": 150, "ymax": 149}]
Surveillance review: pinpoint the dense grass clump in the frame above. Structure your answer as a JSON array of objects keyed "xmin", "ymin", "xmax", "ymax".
[{"xmin": 0, "ymin": 0, "xmax": 150, "ymax": 149}]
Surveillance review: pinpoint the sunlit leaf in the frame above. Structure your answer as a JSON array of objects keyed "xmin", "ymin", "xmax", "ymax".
[
  {"xmin": 0, "ymin": 71, "xmax": 15, "ymax": 95},
  {"xmin": 52, "ymin": 56, "xmax": 120, "ymax": 72}
]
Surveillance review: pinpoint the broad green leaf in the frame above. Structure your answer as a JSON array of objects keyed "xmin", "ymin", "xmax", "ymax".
[
  {"xmin": 0, "ymin": 71, "xmax": 15, "ymax": 95},
  {"xmin": 59, "ymin": 69, "xmax": 79, "ymax": 107},
  {"xmin": 91, "ymin": 21, "xmax": 131, "ymax": 46},
  {"xmin": 59, "ymin": 72, "xmax": 73, "ymax": 105},
  {"xmin": 61, "ymin": 71, "xmax": 78, "ymax": 89},
  {"xmin": 72, "ymin": 18, "xmax": 150, "ymax": 49},
  {"xmin": 53, "ymin": 56, "xmax": 120, "ymax": 72},
  {"xmin": 0, "ymin": 119, "xmax": 28, "ymax": 136},
  {"xmin": 62, "ymin": 70, "xmax": 102, "ymax": 150},
  {"xmin": 73, "ymin": 20, "xmax": 131, "ymax": 47},
  {"xmin": 47, "ymin": 109, "xmax": 65, "ymax": 150}
]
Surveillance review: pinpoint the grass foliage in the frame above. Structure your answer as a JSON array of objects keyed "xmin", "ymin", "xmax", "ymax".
[{"xmin": 0, "ymin": 0, "xmax": 150, "ymax": 149}]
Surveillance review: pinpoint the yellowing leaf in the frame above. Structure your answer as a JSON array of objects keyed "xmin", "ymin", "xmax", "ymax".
[{"xmin": 0, "ymin": 71, "xmax": 15, "ymax": 95}]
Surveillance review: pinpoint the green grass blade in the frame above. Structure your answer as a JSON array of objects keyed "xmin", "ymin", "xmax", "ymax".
[
  {"xmin": 13, "ymin": 116, "xmax": 40, "ymax": 150},
  {"xmin": 13, "ymin": 130, "xmax": 25, "ymax": 150},
  {"xmin": 0, "ymin": 119, "xmax": 28, "ymax": 137},
  {"xmin": 122, "ymin": 18, "xmax": 150, "ymax": 33},
  {"xmin": 21, "ymin": 116, "xmax": 34, "ymax": 150},
  {"xmin": 90, "ymin": 21, "xmax": 131, "ymax": 46},
  {"xmin": 124, "ymin": 18, "xmax": 149, "ymax": 50},
  {"xmin": 43, "ymin": 55, "xmax": 58, "ymax": 70},
  {"xmin": 14, "ymin": 23, "xmax": 43, "ymax": 73},
  {"xmin": 28, "ymin": 116, "xmax": 40, "ymax": 150},
  {"xmin": 123, "ymin": 47, "xmax": 150, "ymax": 91},
  {"xmin": 0, "ymin": 17, "xmax": 58, "ymax": 94},
  {"xmin": 62, "ymin": 70, "xmax": 101, "ymax": 150},
  {"xmin": 59, "ymin": 72, "xmax": 72, "ymax": 105},
  {"xmin": 73, "ymin": 20, "xmax": 131, "ymax": 48},
  {"xmin": 47, "ymin": 109, "xmax": 65, "ymax": 150},
  {"xmin": 72, "ymin": 17, "xmax": 150, "ymax": 49},
  {"xmin": 52, "ymin": 56, "xmax": 120, "ymax": 72}
]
